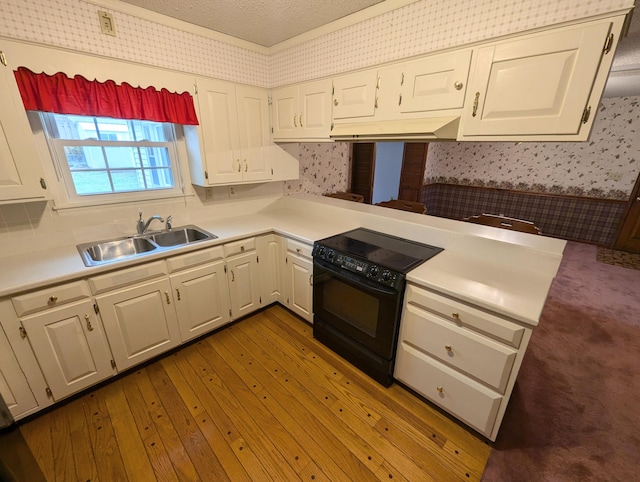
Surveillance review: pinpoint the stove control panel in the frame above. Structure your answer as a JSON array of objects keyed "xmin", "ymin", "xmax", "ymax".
[{"xmin": 312, "ymin": 243, "xmax": 402, "ymax": 289}]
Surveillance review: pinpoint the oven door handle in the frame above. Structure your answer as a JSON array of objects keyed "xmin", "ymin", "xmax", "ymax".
[{"xmin": 313, "ymin": 259, "xmax": 399, "ymax": 296}]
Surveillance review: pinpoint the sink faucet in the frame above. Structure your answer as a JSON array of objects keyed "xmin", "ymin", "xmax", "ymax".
[
  {"xmin": 137, "ymin": 210, "xmax": 164, "ymax": 235},
  {"xmin": 165, "ymin": 215, "xmax": 173, "ymax": 231}
]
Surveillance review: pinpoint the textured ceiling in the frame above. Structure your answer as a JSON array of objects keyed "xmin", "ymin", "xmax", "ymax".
[{"xmin": 117, "ymin": 0, "xmax": 386, "ymax": 47}]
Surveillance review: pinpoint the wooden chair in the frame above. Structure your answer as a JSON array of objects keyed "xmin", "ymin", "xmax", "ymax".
[
  {"xmin": 375, "ymin": 199, "xmax": 427, "ymax": 214},
  {"xmin": 323, "ymin": 192, "xmax": 365, "ymax": 203},
  {"xmin": 463, "ymin": 213, "xmax": 541, "ymax": 234}
]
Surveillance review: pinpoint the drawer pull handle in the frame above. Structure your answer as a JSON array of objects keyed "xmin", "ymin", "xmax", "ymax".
[
  {"xmin": 85, "ymin": 315, "xmax": 94, "ymax": 331},
  {"xmin": 437, "ymin": 386, "xmax": 444, "ymax": 393},
  {"xmin": 231, "ymin": 270, "xmax": 235, "ymax": 282},
  {"xmin": 48, "ymin": 296, "xmax": 58, "ymax": 305},
  {"xmin": 176, "ymin": 288, "xmax": 181, "ymax": 301},
  {"xmin": 165, "ymin": 291, "xmax": 171, "ymax": 304},
  {"xmin": 309, "ymin": 274, "xmax": 313, "ymax": 286},
  {"xmin": 445, "ymin": 345, "xmax": 452, "ymax": 352},
  {"xmin": 240, "ymin": 245, "xmax": 245, "ymax": 252},
  {"xmin": 296, "ymin": 248, "xmax": 301, "ymax": 253},
  {"xmin": 452, "ymin": 312, "xmax": 460, "ymax": 319}
]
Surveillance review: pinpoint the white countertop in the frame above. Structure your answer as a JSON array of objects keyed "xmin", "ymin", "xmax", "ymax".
[{"xmin": 0, "ymin": 195, "xmax": 565, "ymax": 326}]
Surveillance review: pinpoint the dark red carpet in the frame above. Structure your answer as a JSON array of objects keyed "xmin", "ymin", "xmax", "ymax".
[{"xmin": 482, "ymin": 241, "xmax": 640, "ymax": 481}]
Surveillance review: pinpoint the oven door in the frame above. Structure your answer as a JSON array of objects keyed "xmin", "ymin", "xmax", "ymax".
[{"xmin": 312, "ymin": 258, "xmax": 403, "ymax": 360}]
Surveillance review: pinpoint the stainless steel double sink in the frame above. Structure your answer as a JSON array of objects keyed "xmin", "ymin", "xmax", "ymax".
[{"xmin": 77, "ymin": 225, "xmax": 217, "ymax": 267}]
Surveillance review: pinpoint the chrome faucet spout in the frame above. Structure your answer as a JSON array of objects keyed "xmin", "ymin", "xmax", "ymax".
[{"xmin": 137, "ymin": 214, "xmax": 165, "ymax": 235}]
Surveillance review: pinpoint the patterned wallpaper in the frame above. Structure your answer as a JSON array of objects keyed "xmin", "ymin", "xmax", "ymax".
[
  {"xmin": 0, "ymin": 0, "xmax": 269, "ymax": 86},
  {"xmin": 269, "ymin": 0, "xmax": 634, "ymax": 86},
  {"xmin": 425, "ymin": 96, "xmax": 640, "ymax": 200},
  {"xmin": 284, "ymin": 143, "xmax": 350, "ymax": 195},
  {"xmin": 0, "ymin": 0, "xmax": 633, "ymax": 88},
  {"xmin": 289, "ymin": 96, "xmax": 640, "ymax": 200}
]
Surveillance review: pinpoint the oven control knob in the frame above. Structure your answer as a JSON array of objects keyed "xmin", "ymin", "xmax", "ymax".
[
  {"xmin": 327, "ymin": 250, "xmax": 335, "ymax": 261},
  {"xmin": 317, "ymin": 246, "xmax": 326, "ymax": 257},
  {"xmin": 381, "ymin": 270, "xmax": 392, "ymax": 282},
  {"xmin": 369, "ymin": 266, "xmax": 380, "ymax": 277}
]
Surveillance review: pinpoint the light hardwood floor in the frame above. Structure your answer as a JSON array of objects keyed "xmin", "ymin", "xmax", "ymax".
[{"xmin": 19, "ymin": 305, "xmax": 491, "ymax": 481}]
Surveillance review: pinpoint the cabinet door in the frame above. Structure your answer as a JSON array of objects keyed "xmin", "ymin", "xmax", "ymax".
[
  {"xmin": 0, "ymin": 324, "xmax": 39, "ymax": 419},
  {"xmin": 299, "ymin": 79, "xmax": 333, "ymax": 138},
  {"xmin": 236, "ymin": 85, "xmax": 272, "ymax": 182},
  {"xmin": 170, "ymin": 260, "xmax": 231, "ymax": 342},
  {"xmin": 196, "ymin": 78, "xmax": 243, "ymax": 184},
  {"xmin": 332, "ymin": 69, "xmax": 378, "ymax": 120},
  {"xmin": 96, "ymin": 278, "xmax": 180, "ymax": 371},
  {"xmin": 272, "ymin": 85, "xmax": 299, "ymax": 139},
  {"xmin": 21, "ymin": 300, "xmax": 114, "ymax": 400},
  {"xmin": 285, "ymin": 252, "xmax": 313, "ymax": 323},
  {"xmin": 227, "ymin": 251, "xmax": 261, "ymax": 318},
  {"xmin": 257, "ymin": 234, "xmax": 284, "ymax": 305},
  {"xmin": 399, "ymin": 50, "xmax": 471, "ymax": 113},
  {"xmin": 0, "ymin": 52, "xmax": 48, "ymax": 203},
  {"xmin": 461, "ymin": 21, "xmax": 612, "ymax": 137}
]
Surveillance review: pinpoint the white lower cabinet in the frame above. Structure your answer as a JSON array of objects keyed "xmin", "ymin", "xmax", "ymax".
[
  {"xmin": 394, "ymin": 284, "xmax": 531, "ymax": 441},
  {"xmin": 170, "ymin": 260, "xmax": 231, "ymax": 342},
  {"xmin": 96, "ymin": 278, "xmax": 180, "ymax": 372},
  {"xmin": 257, "ymin": 233, "xmax": 284, "ymax": 305},
  {"xmin": 284, "ymin": 238, "xmax": 313, "ymax": 323},
  {"xmin": 20, "ymin": 300, "xmax": 114, "ymax": 400},
  {"xmin": 225, "ymin": 238, "xmax": 261, "ymax": 319},
  {"xmin": 0, "ymin": 323, "xmax": 40, "ymax": 419}
]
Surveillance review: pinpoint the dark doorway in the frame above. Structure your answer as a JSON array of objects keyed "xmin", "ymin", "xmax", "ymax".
[
  {"xmin": 614, "ymin": 172, "xmax": 640, "ymax": 253},
  {"xmin": 349, "ymin": 142, "xmax": 428, "ymax": 205}
]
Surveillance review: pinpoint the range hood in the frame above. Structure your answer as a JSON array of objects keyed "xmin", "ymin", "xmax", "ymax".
[{"xmin": 330, "ymin": 116, "xmax": 460, "ymax": 141}]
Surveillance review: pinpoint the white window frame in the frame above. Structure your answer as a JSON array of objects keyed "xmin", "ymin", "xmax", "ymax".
[{"xmin": 39, "ymin": 113, "xmax": 186, "ymax": 207}]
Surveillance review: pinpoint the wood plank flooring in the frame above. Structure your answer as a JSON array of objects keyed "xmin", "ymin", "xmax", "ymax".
[{"xmin": 19, "ymin": 305, "xmax": 491, "ymax": 481}]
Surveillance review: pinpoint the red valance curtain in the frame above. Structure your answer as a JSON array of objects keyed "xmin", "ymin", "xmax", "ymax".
[{"xmin": 14, "ymin": 67, "xmax": 199, "ymax": 125}]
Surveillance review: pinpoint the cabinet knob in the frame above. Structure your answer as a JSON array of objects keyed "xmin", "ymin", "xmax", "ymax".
[
  {"xmin": 454, "ymin": 81, "xmax": 463, "ymax": 90},
  {"xmin": 296, "ymin": 248, "xmax": 301, "ymax": 253},
  {"xmin": 48, "ymin": 295, "xmax": 58, "ymax": 305},
  {"xmin": 437, "ymin": 386, "xmax": 444, "ymax": 393},
  {"xmin": 445, "ymin": 345, "xmax": 452, "ymax": 352},
  {"xmin": 240, "ymin": 245, "xmax": 245, "ymax": 252},
  {"xmin": 452, "ymin": 312, "xmax": 460, "ymax": 319}
]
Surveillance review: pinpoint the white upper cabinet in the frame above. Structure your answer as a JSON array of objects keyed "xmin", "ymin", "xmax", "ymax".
[
  {"xmin": 188, "ymin": 77, "xmax": 272, "ymax": 185},
  {"xmin": 0, "ymin": 48, "xmax": 49, "ymax": 204},
  {"xmin": 332, "ymin": 69, "xmax": 379, "ymax": 120},
  {"xmin": 398, "ymin": 50, "xmax": 472, "ymax": 114},
  {"xmin": 272, "ymin": 79, "xmax": 333, "ymax": 141},
  {"xmin": 459, "ymin": 18, "xmax": 621, "ymax": 140}
]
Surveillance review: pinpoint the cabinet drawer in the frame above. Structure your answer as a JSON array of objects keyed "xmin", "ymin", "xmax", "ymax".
[
  {"xmin": 166, "ymin": 246, "xmax": 224, "ymax": 273},
  {"xmin": 286, "ymin": 238, "xmax": 312, "ymax": 259},
  {"xmin": 401, "ymin": 304, "xmax": 517, "ymax": 393},
  {"xmin": 12, "ymin": 280, "xmax": 91, "ymax": 316},
  {"xmin": 395, "ymin": 342, "xmax": 502, "ymax": 437},
  {"xmin": 405, "ymin": 284, "xmax": 525, "ymax": 348},
  {"xmin": 89, "ymin": 260, "xmax": 167, "ymax": 294},
  {"xmin": 224, "ymin": 238, "xmax": 256, "ymax": 257}
]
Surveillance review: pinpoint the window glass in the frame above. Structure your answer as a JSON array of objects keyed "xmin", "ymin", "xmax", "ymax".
[{"xmin": 41, "ymin": 112, "xmax": 181, "ymax": 202}]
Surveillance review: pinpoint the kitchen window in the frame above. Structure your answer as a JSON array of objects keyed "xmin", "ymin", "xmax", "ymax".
[{"xmin": 40, "ymin": 112, "xmax": 183, "ymax": 204}]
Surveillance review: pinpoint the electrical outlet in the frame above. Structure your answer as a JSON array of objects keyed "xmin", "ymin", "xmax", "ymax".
[
  {"xmin": 606, "ymin": 172, "xmax": 623, "ymax": 181},
  {"xmin": 98, "ymin": 10, "xmax": 116, "ymax": 36}
]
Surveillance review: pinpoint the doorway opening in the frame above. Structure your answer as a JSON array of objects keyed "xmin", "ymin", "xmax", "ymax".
[{"xmin": 350, "ymin": 142, "xmax": 428, "ymax": 205}]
